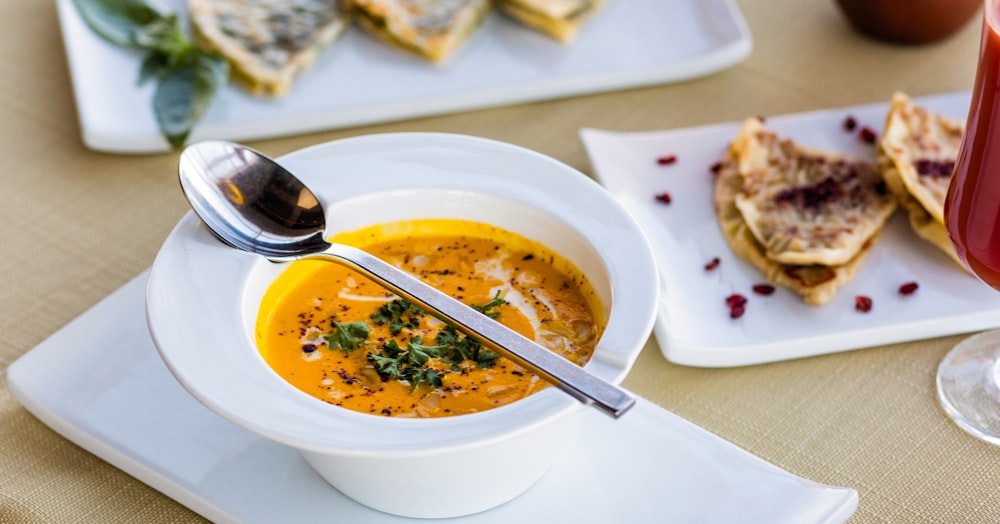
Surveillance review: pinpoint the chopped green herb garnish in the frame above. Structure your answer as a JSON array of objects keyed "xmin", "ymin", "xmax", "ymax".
[
  {"xmin": 360, "ymin": 294, "xmax": 507, "ymax": 390},
  {"xmin": 323, "ymin": 320, "xmax": 370, "ymax": 353},
  {"xmin": 435, "ymin": 325, "xmax": 498, "ymax": 369},
  {"xmin": 370, "ymin": 299, "xmax": 425, "ymax": 335},
  {"xmin": 471, "ymin": 290, "xmax": 507, "ymax": 319},
  {"xmin": 366, "ymin": 337, "xmax": 447, "ymax": 391},
  {"xmin": 405, "ymin": 336, "xmax": 448, "ymax": 365}
]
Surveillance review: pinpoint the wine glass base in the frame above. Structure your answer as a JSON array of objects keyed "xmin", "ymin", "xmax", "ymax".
[{"xmin": 937, "ymin": 330, "xmax": 1000, "ymax": 446}]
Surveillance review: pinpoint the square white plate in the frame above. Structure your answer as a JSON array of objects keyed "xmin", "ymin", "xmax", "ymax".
[
  {"xmin": 582, "ymin": 91, "xmax": 1000, "ymax": 367},
  {"xmin": 6, "ymin": 271, "xmax": 857, "ymax": 523},
  {"xmin": 57, "ymin": 0, "xmax": 752, "ymax": 153}
]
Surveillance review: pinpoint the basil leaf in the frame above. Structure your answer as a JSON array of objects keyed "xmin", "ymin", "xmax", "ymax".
[
  {"xmin": 152, "ymin": 53, "xmax": 228, "ymax": 149},
  {"xmin": 72, "ymin": 0, "xmax": 165, "ymax": 48},
  {"xmin": 133, "ymin": 14, "xmax": 201, "ymax": 61},
  {"xmin": 137, "ymin": 51, "xmax": 170, "ymax": 85}
]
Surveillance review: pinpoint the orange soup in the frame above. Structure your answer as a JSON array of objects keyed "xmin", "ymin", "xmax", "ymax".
[{"xmin": 256, "ymin": 219, "xmax": 603, "ymax": 418}]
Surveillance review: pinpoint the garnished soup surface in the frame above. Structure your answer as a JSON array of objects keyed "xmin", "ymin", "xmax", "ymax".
[{"xmin": 256, "ymin": 218, "xmax": 603, "ymax": 418}]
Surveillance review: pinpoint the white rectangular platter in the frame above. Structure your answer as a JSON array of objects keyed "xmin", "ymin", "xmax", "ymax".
[
  {"xmin": 582, "ymin": 91, "xmax": 1000, "ymax": 367},
  {"xmin": 57, "ymin": 0, "xmax": 752, "ymax": 153},
  {"xmin": 6, "ymin": 271, "xmax": 857, "ymax": 523}
]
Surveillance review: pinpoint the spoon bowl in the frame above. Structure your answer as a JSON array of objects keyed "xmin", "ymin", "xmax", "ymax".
[{"xmin": 178, "ymin": 140, "xmax": 635, "ymax": 418}]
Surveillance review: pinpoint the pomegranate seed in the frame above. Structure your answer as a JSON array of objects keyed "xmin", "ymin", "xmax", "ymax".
[
  {"xmin": 655, "ymin": 192, "xmax": 672, "ymax": 204},
  {"xmin": 855, "ymin": 295, "xmax": 873, "ymax": 312},
  {"xmin": 899, "ymin": 281, "xmax": 919, "ymax": 295},
  {"xmin": 726, "ymin": 293, "xmax": 747, "ymax": 308},
  {"xmin": 752, "ymin": 284, "xmax": 776, "ymax": 295},
  {"xmin": 729, "ymin": 303, "xmax": 746, "ymax": 319},
  {"xmin": 704, "ymin": 257, "xmax": 721, "ymax": 271},
  {"xmin": 726, "ymin": 293, "xmax": 748, "ymax": 318},
  {"xmin": 859, "ymin": 127, "xmax": 877, "ymax": 144},
  {"xmin": 843, "ymin": 115, "xmax": 857, "ymax": 132},
  {"xmin": 657, "ymin": 154, "xmax": 678, "ymax": 166}
]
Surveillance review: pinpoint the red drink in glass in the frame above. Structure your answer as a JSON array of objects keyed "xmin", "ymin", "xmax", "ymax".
[
  {"xmin": 946, "ymin": 1, "xmax": 1000, "ymax": 289},
  {"xmin": 938, "ymin": 0, "xmax": 1000, "ymax": 446}
]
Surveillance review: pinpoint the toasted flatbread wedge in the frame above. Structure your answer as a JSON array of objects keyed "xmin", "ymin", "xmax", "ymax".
[
  {"xmin": 878, "ymin": 91, "xmax": 965, "ymax": 266},
  {"xmin": 349, "ymin": 0, "xmax": 492, "ymax": 61},
  {"xmin": 497, "ymin": 0, "xmax": 605, "ymax": 42},
  {"xmin": 715, "ymin": 157, "xmax": 876, "ymax": 305},
  {"xmin": 189, "ymin": 0, "xmax": 348, "ymax": 96},
  {"xmin": 731, "ymin": 118, "xmax": 896, "ymax": 266}
]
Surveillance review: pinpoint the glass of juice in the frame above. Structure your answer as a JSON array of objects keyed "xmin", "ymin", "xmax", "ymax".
[{"xmin": 938, "ymin": 0, "xmax": 1000, "ymax": 445}]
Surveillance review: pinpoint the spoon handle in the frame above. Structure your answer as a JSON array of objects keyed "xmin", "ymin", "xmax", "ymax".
[{"xmin": 298, "ymin": 243, "xmax": 636, "ymax": 419}]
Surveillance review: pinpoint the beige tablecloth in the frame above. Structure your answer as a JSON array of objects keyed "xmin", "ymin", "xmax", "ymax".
[{"xmin": 1, "ymin": 1, "xmax": 995, "ymax": 522}]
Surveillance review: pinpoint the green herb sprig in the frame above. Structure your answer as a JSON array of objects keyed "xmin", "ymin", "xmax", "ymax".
[{"xmin": 72, "ymin": 0, "xmax": 228, "ymax": 149}]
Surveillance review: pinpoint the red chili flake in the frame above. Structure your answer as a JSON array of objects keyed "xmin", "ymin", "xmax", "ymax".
[
  {"xmin": 654, "ymin": 192, "xmax": 672, "ymax": 204},
  {"xmin": 704, "ymin": 257, "xmax": 721, "ymax": 271},
  {"xmin": 709, "ymin": 161, "xmax": 723, "ymax": 175},
  {"xmin": 855, "ymin": 295, "xmax": 873, "ymax": 312},
  {"xmin": 859, "ymin": 126, "xmax": 877, "ymax": 144},
  {"xmin": 899, "ymin": 281, "xmax": 919, "ymax": 295},
  {"xmin": 657, "ymin": 154, "xmax": 678, "ymax": 166},
  {"xmin": 752, "ymin": 283, "xmax": 776, "ymax": 295},
  {"xmin": 843, "ymin": 115, "xmax": 857, "ymax": 132}
]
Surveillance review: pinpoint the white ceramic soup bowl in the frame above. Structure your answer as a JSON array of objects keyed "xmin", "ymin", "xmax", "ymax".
[{"xmin": 146, "ymin": 133, "xmax": 658, "ymax": 518}]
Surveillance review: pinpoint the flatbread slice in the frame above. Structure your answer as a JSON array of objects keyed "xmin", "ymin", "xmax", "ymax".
[
  {"xmin": 715, "ymin": 156, "xmax": 876, "ymax": 306},
  {"xmin": 731, "ymin": 118, "xmax": 896, "ymax": 266},
  {"xmin": 349, "ymin": 0, "xmax": 492, "ymax": 61},
  {"xmin": 497, "ymin": 0, "xmax": 606, "ymax": 42},
  {"xmin": 189, "ymin": 0, "xmax": 349, "ymax": 96},
  {"xmin": 878, "ymin": 91, "xmax": 965, "ymax": 266}
]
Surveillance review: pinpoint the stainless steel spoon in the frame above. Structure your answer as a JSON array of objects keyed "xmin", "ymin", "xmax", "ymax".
[{"xmin": 177, "ymin": 140, "xmax": 635, "ymax": 418}]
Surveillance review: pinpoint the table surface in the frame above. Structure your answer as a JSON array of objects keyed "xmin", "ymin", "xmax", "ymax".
[{"xmin": 1, "ymin": 1, "xmax": 994, "ymax": 522}]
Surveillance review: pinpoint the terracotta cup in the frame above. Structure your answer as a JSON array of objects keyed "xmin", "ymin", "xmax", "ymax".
[{"xmin": 835, "ymin": 0, "xmax": 982, "ymax": 44}]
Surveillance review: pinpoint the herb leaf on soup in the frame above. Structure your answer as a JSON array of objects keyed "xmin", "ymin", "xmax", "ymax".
[
  {"xmin": 471, "ymin": 290, "xmax": 507, "ymax": 319},
  {"xmin": 371, "ymin": 299, "xmax": 425, "ymax": 335},
  {"xmin": 324, "ymin": 320, "xmax": 370, "ymax": 353}
]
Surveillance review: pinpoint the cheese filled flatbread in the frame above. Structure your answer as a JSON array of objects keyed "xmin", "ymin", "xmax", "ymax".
[
  {"xmin": 497, "ymin": 0, "xmax": 606, "ymax": 42},
  {"xmin": 715, "ymin": 155, "xmax": 878, "ymax": 305},
  {"xmin": 730, "ymin": 118, "xmax": 897, "ymax": 267},
  {"xmin": 348, "ymin": 0, "xmax": 492, "ymax": 61},
  {"xmin": 878, "ymin": 91, "xmax": 965, "ymax": 266},
  {"xmin": 189, "ymin": 0, "xmax": 349, "ymax": 96}
]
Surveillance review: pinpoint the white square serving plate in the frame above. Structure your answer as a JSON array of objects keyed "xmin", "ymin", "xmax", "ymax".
[
  {"xmin": 582, "ymin": 91, "xmax": 1000, "ymax": 367},
  {"xmin": 57, "ymin": 0, "xmax": 752, "ymax": 153},
  {"xmin": 6, "ymin": 271, "xmax": 857, "ymax": 523}
]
